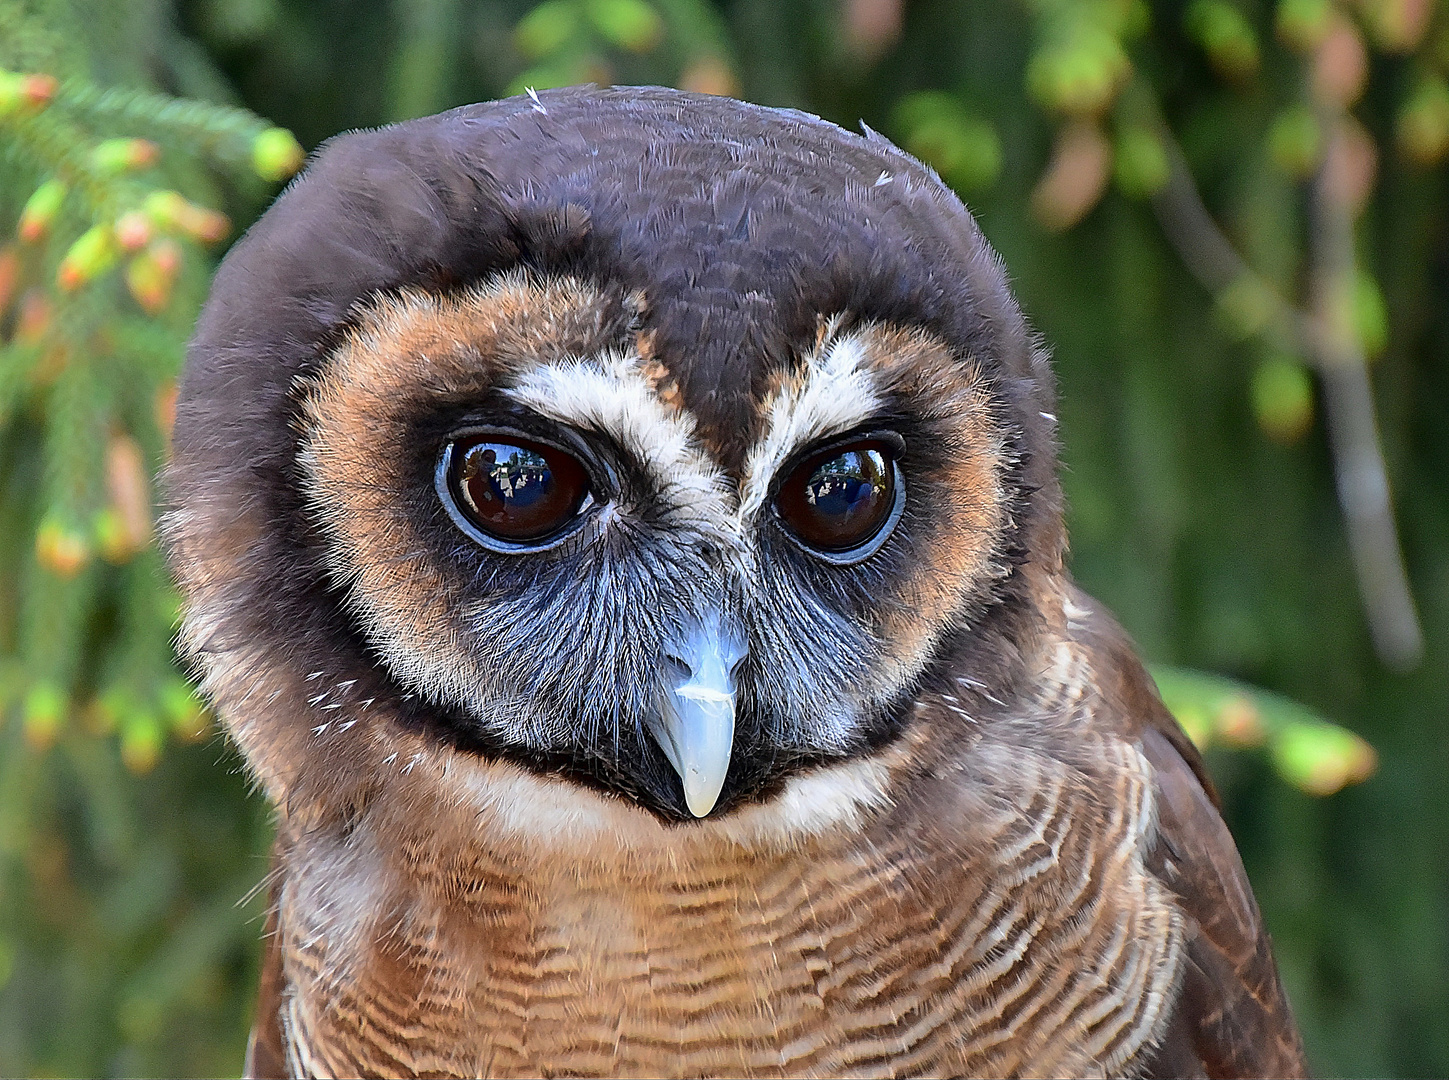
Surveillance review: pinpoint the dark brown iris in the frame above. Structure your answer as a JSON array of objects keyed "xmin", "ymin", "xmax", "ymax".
[
  {"xmin": 775, "ymin": 441, "xmax": 897, "ymax": 553},
  {"xmin": 451, "ymin": 436, "xmax": 590, "ymax": 542}
]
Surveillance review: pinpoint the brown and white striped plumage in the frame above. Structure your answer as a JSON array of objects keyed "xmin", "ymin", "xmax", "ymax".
[{"xmin": 166, "ymin": 87, "xmax": 1306, "ymax": 1078}]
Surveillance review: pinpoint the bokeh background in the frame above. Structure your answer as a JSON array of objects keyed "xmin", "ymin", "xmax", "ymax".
[{"xmin": 0, "ymin": 0, "xmax": 1445, "ymax": 1075}]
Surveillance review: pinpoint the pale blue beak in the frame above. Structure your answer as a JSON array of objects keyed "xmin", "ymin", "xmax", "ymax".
[{"xmin": 647, "ymin": 612, "xmax": 747, "ymax": 817}]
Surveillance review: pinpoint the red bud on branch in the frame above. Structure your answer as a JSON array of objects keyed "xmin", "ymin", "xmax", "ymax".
[
  {"xmin": 142, "ymin": 190, "xmax": 230, "ymax": 243},
  {"xmin": 0, "ymin": 69, "xmax": 57, "ymax": 116},
  {"xmin": 57, "ymin": 224, "xmax": 118, "ymax": 291},
  {"xmin": 91, "ymin": 138, "xmax": 160, "ymax": 175},
  {"xmin": 114, "ymin": 210, "xmax": 151, "ymax": 252},
  {"xmin": 125, "ymin": 237, "xmax": 182, "ymax": 314},
  {"xmin": 18, "ymin": 179, "xmax": 66, "ymax": 243}
]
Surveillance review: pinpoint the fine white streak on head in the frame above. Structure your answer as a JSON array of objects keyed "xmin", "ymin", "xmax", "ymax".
[
  {"xmin": 740, "ymin": 329, "xmax": 884, "ymax": 521},
  {"xmin": 503, "ymin": 352, "xmax": 737, "ymax": 543}
]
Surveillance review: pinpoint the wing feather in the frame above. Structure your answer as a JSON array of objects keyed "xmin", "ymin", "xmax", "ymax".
[
  {"xmin": 1077, "ymin": 602, "xmax": 1308, "ymax": 1078},
  {"xmin": 243, "ymin": 861, "xmax": 289, "ymax": 1080}
]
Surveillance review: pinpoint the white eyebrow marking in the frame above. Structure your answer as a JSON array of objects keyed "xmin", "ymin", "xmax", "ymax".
[
  {"xmin": 497, "ymin": 322, "xmax": 886, "ymax": 548},
  {"xmin": 502, "ymin": 352, "xmax": 736, "ymax": 540},
  {"xmin": 739, "ymin": 329, "xmax": 884, "ymax": 521}
]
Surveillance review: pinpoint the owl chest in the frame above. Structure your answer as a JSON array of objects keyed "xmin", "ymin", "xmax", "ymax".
[{"xmin": 279, "ymin": 826, "xmax": 1182, "ymax": 1079}]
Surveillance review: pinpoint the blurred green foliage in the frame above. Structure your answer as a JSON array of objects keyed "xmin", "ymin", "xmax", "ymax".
[
  {"xmin": 0, "ymin": 2, "xmax": 302, "ymax": 1073},
  {"xmin": 0, "ymin": 0, "xmax": 1446, "ymax": 1076}
]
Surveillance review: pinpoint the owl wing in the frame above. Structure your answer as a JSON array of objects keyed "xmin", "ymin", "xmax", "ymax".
[
  {"xmin": 243, "ymin": 869, "xmax": 289, "ymax": 1080},
  {"xmin": 1083, "ymin": 605, "xmax": 1308, "ymax": 1079}
]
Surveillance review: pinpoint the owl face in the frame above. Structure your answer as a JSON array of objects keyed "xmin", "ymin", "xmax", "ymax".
[
  {"xmin": 169, "ymin": 87, "xmax": 1063, "ymax": 824},
  {"xmin": 298, "ymin": 274, "xmax": 1011, "ymax": 818}
]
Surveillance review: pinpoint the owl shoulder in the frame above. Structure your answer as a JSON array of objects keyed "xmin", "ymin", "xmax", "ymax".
[
  {"xmin": 1068, "ymin": 593, "xmax": 1308, "ymax": 1078},
  {"xmin": 243, "ymin": 867, "xmax": 287, "ymax": 1080}
]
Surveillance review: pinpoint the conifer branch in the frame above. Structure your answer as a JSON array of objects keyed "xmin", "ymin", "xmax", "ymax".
[{"xmin": 57, "ymin": 82, "xmax": 284, "ymax": 170}]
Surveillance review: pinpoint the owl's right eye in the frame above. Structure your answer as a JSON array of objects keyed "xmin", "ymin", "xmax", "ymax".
[{"xmin": 440, "ymin": 434, "xmax": 594, "ymax": 550}]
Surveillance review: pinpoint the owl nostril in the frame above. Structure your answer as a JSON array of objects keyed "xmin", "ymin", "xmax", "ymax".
[
  {"xmin": 660, "ymin": 612, "xmax": 747, "ymax": 689},
  {"xmin": 662, "ymin": 649, "xmax": 745, "ymax": 686},
  {"xmin": 662, "ymin": 651, "xmax": 691, "ymax": 683}
]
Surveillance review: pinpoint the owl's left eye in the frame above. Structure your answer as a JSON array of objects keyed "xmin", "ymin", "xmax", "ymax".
[
  {"xmin": 774, "ymin": 437, "xmax": 906, "ymax": 564},
  {"xmin": 438, "ymin": 434, "xmax": 594, "ymax": 551}
]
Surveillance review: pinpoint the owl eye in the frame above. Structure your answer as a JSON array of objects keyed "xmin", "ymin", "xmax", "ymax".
[
  {"xmin": 774, "ymin": 438, "xmax": 905, "ymax": 563},
  {"xmin": 441, "ymin": 434, "xmax": 593, "ymax": 549}
]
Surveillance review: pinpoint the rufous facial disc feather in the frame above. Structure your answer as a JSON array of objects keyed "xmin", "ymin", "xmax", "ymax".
[{"xmin": 164, "ymin": 85, "xmax": 1307, "ymax": 1080}]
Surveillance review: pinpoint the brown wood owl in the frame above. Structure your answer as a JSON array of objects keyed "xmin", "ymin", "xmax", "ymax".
[{"xmin": 164, "ymin": 86, "xmax": 1307, "ymax": 1078}]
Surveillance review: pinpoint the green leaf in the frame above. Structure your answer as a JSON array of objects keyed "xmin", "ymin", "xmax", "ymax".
[
  {"xmin": 507, "ymin": 59, "xmax": 591, "ymax": 97},
  {"xmin": 515, "ymin": 0, "xmax": 581, "ymax": 61},
  {"xmin": 1355, "ymin": 271, "xmax": 1388, "ymax": 358},
  {"xmin": 1272, "ymin": 720, "xmax": 1377, "ymax": 797},
  {"xmin": 892, "ymin": 92, "xmax": 1001, "ymax": 192},
  {"xmin": 1398, "ymin": 73, "xmax": 1449, "ymax": 166},
  {"xmin": 1150, "ymin": 665, "xmax": 1377, "ymax": 796},
  {"xmin": 1275, "ymin": 0, "xmax": 1332, "ymax": 52},
  {"xmin": 1027, "ymin": 23, "xmax": 1130, "ymax": 115},
  {"xmin": 158, "ymin": 678, "xmax": 207, "ymax": 741},
  {"xmin": 1269, "ymin": 105, "xmax": 1322, "ymax": 176},
  {"xmin": 1215, "ymin": 275, "xmax": 1274, "ymax": 339},
  {"xmin": 21, "ymin": 680, "xmax": 67, "ymax": 748},
  {"xmin": 119, "ymin": 711, "xmax": 162, "ymax": 774},
  {"xmin": 250, "ymin": 127, "xmax": 304, "ymax": 181},
  {"xmin": 584, "ymin": 0, "xmax": 663, "ymax": 53},
  {"xmin": 1113, "ymin": 124, "xmax": 1169, "ymax": 197},
  {"xmin": 1186, "ymin": 0, "xmax": 1261, "ymax": 81},
  {"xmin": 1251, "ymin": 355, "xmax": 1314, "ymax": 443}
]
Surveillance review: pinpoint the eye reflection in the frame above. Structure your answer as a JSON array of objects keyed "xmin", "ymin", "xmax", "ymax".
[
  {"xmin": 775, "ymin": 440, "xmax": 900, "ymax": 556},
  {"xmin": 449, "ymin": 436, "xmax": 590, "ymax": 543}
]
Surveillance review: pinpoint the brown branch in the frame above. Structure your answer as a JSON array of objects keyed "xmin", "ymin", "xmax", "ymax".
[
  {"xmin": 1148, "ymin": 130, "xmax": 1308, "ymax": 354},
  {"xmin": 1139, "ymin": 93, "xmax": 1423, "ymax": 670},
  {"xmin": 1308, "ymin": 115, "xmax": 1423, "ymax": 669}
]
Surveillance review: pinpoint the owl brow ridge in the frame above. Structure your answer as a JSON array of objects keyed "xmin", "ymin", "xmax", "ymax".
[
  {"xmin": 502, "ymin": 327, "xmax": 896, "ymax": 542},
  {"xmin": 739, "ymin": 328, "xmax": 887, "ymax": 522},
  {"xmin": 500, "ymin": 350, "xmax": 741, "ymax": 542}
]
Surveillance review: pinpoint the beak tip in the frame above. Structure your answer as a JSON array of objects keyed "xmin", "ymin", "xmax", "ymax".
[{"xmin": 683, "ymin": 774, "xmax": 725, "ymax": 817}]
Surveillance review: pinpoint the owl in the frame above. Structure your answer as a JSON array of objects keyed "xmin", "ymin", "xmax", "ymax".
[{"xmin": 165, "ymin": 86, "xmax": 1306, "ymax": 1078}]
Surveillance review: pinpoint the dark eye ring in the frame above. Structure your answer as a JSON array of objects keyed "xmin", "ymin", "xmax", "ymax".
[
  {"xmin": 773, "ymin": 436, "xmax": 905, "ymax": 565},
  {"xmin": 436, "ymin": 432, "xmax": 596, "ymax": 553}
]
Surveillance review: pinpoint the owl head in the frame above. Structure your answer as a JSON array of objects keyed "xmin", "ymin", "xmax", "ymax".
[{"xmin": 166, "ymin": 86, "xmax": 1064, "ymax": 825}]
